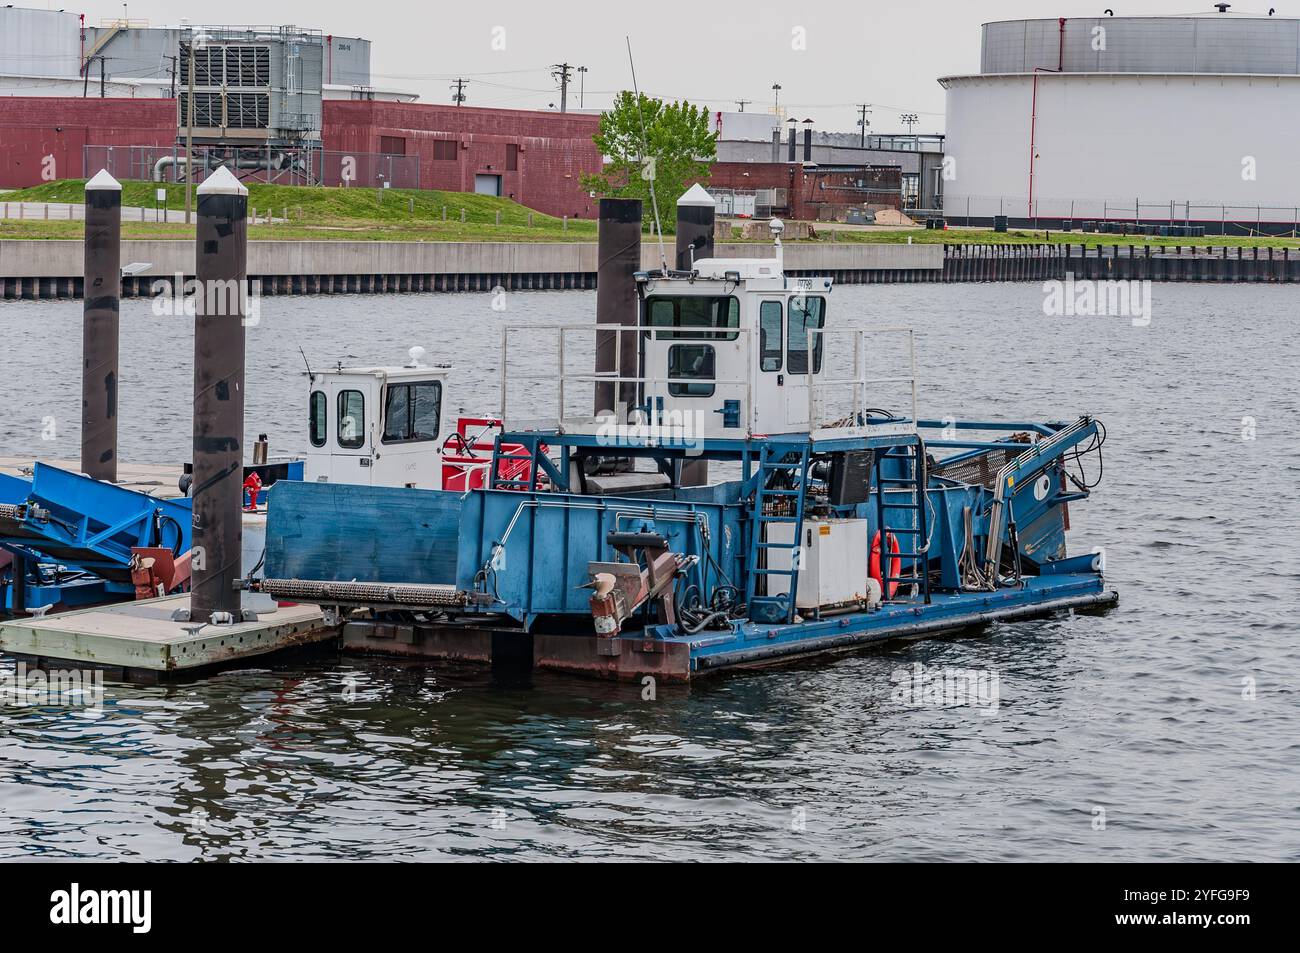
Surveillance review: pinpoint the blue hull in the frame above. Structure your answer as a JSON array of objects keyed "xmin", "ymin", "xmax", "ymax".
[{"xmin": 684, "ymin": 573, "xmax": 1115, "ymax": 674}]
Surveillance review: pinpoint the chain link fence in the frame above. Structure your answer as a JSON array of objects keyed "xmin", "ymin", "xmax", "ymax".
[{"xmin": 944, "ymin": 194, "xmax": 1300, "ymax": 236}]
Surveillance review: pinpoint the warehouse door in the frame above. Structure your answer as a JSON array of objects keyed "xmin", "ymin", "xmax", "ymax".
[{"xmin": 474, "ymin": 174, "xmax": 502, "ymax": 196}]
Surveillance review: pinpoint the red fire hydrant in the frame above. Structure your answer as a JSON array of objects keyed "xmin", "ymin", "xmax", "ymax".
[{"xmin": 243, "ymin": 471, "xmax": 263, "ymax": 510}]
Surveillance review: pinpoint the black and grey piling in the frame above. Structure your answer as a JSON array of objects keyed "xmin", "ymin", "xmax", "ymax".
[
  {"xmin": 189, "ymin": 167, "xmax": 248, "ymax": 624},
  {"xmin": 594, "ymin": 197, "xmax": 643, "ymax": 417},
  {"xmin": 674, "ymin": 185, "xmax": 717, "ymax": 487},
  {"xmin": 81, "ymin": 169, "xmax": 121, "ymax": 482}
]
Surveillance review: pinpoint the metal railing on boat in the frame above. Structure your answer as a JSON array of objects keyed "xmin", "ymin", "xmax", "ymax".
[{"xmin": 498, "ymin": 322, "xmax": 921, "ymax": 441}]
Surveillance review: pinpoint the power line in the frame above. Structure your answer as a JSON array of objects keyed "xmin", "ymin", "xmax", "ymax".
[{"xmin": 368, "ymin": 66, "xmax": 553, "ymax": 80}]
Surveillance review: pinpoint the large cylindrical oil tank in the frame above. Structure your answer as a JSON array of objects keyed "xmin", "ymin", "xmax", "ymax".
[{"xmin": 941, "ymin": 12, "xmax": 1300, "ymax": 229}]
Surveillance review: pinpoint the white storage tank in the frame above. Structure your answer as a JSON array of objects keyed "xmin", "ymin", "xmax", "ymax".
[
  {"xmin": 0, "ymin": 7, "xmax": 82, "ymax": 79},
  {"xmin": 941, "ymin": 8, "xmax": 1300, "ymax": 231}
]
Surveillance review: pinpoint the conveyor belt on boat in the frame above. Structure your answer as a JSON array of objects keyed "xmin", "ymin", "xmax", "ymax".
[{"xmin": 255, "ymin": 577, "xmax": 486, "ymax": 612}]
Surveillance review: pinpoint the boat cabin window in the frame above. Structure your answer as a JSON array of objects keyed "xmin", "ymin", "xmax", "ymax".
[
  {"xmin": 382, "ymin": 381, "xmax": 442, "ymax": 443},
  {"xmin": 646, "ymin": 295, "xmax": 739, "ymax": 340},
  {"xmin": 759, "ymin": 301, "xmax": 783, "ymax": 372},
  {"xmin": 309, "ymin": 390, "xmax": 327, "ymax": 447},
  {"xmin": 787, "ymin": 296, "xmax": 826, "ymax": 375},
  {"xmin": 667, "ymin": 344, "xmax": 716, "ymax": 397},
  {"xmin": 337, "ymin": 389, "xmax": 365, "ymax": 449}
]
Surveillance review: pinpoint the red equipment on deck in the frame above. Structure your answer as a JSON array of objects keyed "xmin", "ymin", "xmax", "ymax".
[
  {"xmin": 243, "ymin": 471, "xmax": 263, "ymax": 510},
  {"xmin": 442, "ymin": 417, "xmax": 546, "ymax": 492},
  {"xmin": 129, "ymin": 547, "xmax": 192, "ymax": 600},
  {"xmin": 870, "ymin": 531, "xmax": 902, "ymax": 599}
]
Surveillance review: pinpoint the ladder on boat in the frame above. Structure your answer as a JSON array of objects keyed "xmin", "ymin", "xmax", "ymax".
[
  {"xmin": 745, "ymin": 442, "xmax": 812, "ymax": 625},
  {"xmin": 873, "ymin": 437, "xmax": 932, "ymax": 604}
]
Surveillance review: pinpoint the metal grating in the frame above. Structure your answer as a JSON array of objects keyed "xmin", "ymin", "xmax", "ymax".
[
  {"xmin": 177, "ymin": 92, "xmax": 223, "ymax": 128},
  {"xmin": 226, "ymin": 46, "xmax": 271, "ymax": 87},
  {"xmin": 932, "ymin": 447, "xmax": 1021, "ymax": 490},
  {"xmin": 226, "ymin": 92, "xmax": 269, "ymax": 128},
  {"xmin": 180, "ymin": 44, "xmax": 271, "ymax": 87}
]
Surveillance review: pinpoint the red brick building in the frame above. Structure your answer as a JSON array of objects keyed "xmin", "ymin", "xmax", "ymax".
[
  {"xmin": 323, "ymin": 102, "xmax": 600, "ymax": 219},
  {"xmin": 0, "ymin": 97, "xmax": 602, "ymax": 218},
  {"xmin": 0, "ymin": 97, "xmax": 175, "ymax": 189}
]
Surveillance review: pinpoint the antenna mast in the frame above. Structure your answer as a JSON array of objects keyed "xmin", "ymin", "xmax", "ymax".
[{"xmin": 625, "ymin": 37, "xmax": 668, "ymax": 272}]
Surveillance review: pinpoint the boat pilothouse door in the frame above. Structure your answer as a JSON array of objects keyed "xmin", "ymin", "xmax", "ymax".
[
  {"xmin": 303, "ymin": 348, "xmax": 449, "ymax": 489},
  {"xmin": 325, "ymin": 374, "xmax": 373, "ymax": 485},
  {"xmin": 641, "ymin": 290, "xmax": 748, "ymax": 439},
  {"xmin": 781, "ymin": 283, "xmax": 827, "ymax": 430}
]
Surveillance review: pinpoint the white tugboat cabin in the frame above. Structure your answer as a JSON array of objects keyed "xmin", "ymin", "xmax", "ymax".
[{"xmin": 302, "ymin": 348, "xmax": 523, "ymax": 491}]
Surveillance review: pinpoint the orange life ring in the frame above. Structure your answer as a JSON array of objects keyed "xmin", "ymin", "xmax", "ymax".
[{"xmin": 870, "ymin": 530, "xmax": 902, "ymax": 599}]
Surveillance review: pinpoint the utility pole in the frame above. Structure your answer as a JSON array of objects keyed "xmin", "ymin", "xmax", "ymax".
[
  {"xmin": 735, "ymin": 99, "xmax": 751, "ymax": 112},
  {"xmin": 552, "ymin": 63, "xmax": 573, "ymax": 112},
  {"xmin": 168, "ymin": 55, "xmax": 177, "ymax": 99},
  {"xmin": 856, "ymin": 103, "xmax": 872, "ymax": 147},
  {"xmin": 450, "ymin": 78, "xmax": 468, "ymax": 106},
  {"xmin": 901, "ymin": 112, "xmax": 919, "ymax": 136},
  {"xmin": 577, "ymin": 65, "xmax": 587, "ymax": 108},
  {"xmin": 99, "ymin": 55, "xmax": 106, "ymax": 97}
]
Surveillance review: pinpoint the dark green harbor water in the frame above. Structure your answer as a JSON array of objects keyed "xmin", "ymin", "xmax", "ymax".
[{"xmin": 1, "ymin": 283, "xmax": 1297, "ymax": 860}]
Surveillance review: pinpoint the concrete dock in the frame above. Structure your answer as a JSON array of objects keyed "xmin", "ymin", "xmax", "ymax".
[
  {"xmin": 0, "ymin": 594, "xmax": 333, "ymax": 681},
  {"xmin": 0, "ymin": 455, "xmax": 183, "ymax": 498}
]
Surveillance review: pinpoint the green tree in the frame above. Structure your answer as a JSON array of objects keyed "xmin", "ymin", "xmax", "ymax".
[{"xmin": 581, "ymin": 91, "xmax": 716, "ymax": 231}]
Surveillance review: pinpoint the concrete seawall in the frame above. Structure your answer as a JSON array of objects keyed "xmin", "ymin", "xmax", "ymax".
[{"xmin": 0, "ymin": 239, "xmax": 943, "ymax": 299}]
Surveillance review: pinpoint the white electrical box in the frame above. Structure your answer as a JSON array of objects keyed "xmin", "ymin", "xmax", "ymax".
[{"xmin": 766, "ymin": 518, "xmax": 871, "ymax": 609}]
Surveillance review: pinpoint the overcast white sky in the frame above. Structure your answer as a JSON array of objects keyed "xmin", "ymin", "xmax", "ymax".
[{"xmin": 70, "ymin": 0, "xmax": 1270, "ymax": 131}]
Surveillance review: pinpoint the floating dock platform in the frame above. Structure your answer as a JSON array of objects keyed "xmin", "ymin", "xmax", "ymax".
[
  {"xmin": 0, "ymin": 594, "xmax": 332, "ymax": 682},
  {"xmin": 336, "ymin": 574, "xmax": 1117, "ymax": 682},
  {"xmin": 0, "ymin": 456, "xmax": 184, "ymax": 499}
]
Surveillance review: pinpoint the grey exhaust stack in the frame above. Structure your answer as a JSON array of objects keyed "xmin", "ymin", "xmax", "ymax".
[{"xmin": 594, "ymin": 197, "xmax": 643, "ymax": 419}]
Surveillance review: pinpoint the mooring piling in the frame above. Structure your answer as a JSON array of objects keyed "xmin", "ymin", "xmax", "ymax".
[
  {"xmin": 674, "ymin": 185, "xmax": 716, "ymax": 486},
  {"xmin": 675, "ymin": 183, "xmax": 716, "ymax": 270},
  {"xmin": 189, "ymin": 167, "xmax": 248, "ymax": 624},
  {"xmin": 594, "ymin": 197, "xmax": 642, "ymax": 417},
  {"xmin": 81, "ymin": 169, "xmax": 121, "ymax": 483}
]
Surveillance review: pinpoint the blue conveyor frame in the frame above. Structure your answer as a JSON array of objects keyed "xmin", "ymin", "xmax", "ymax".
[{"xmin": 0, "ymin": 463, "xmax": 192, "ymax": 611}]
